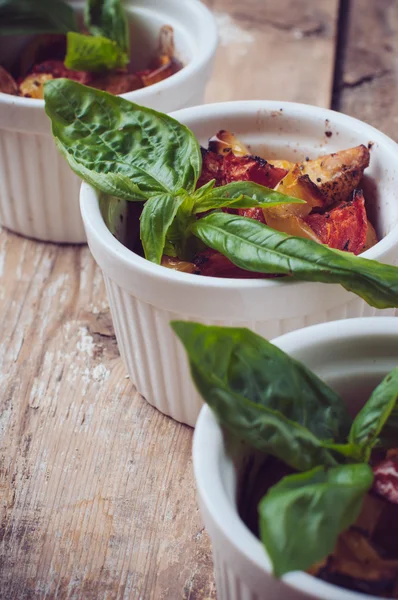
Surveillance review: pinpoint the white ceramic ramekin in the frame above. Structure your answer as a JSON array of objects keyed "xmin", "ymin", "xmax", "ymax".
[
  {"xmin": 80, "ymin": 101, "xmax": 398, "ymax": 426},
  {"xmin": 193, "ymin": 316, "xmax": 398, "ymax": 600},
  {"xmin": 0, "ymin": 0, "xmax": 217, "ymax": 243}
]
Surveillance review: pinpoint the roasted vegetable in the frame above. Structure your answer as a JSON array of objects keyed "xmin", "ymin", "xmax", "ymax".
[
  {"xmin": 208, "ymin": 129, "xmax": 250, "ymax": 156},
  {"xmin": 238, "ymin": 207, "xmax": 266, "ymax": 223},
  {"xmin": 19, "ymin": 72, "xmax": 54, "ymax": 98},
  {"xmin": 139, "ymin": 58, "xmax": 182, "ymax": 88},
  {"xmin": 306, "ymin": 189, "xmax": 370, "ymax": 255},
  {"xmin": 223, "ymin": 152, "xmax": 287, "ymax": 188},
  {"xmin": 193, "ymin": 249, "xmax": 280, "ymax": 278},
  {"xmin": 264, "ymin": 213, "xmax": 321, "ymax": 242},
  {"xmin": 0, "ymin": 65, "xmax": 18, "ymax": 95},
  {"xmin": 161, "ymin": 256, "xmax": 199, "ymax": 274},
  {"xmin": 373, "ymin": 457, "xmax": 398, "ymax": 504},
  {"xmin": 300, "ymin": 145, "xmax": 370, "ymax": 206},
  {"xmin": 91, "ymin": 71, "xmax": 142, "ymax": 94},
  {"xmin": 197, "ymin": 149, "xmax": 225, "ymax": 188},
  {"xmin": 197, "ymin": 149, "xmax": 287, "ymax": 191},
  {"xmin": 31, "ymin": 59, "xmax": 93, "ymax": 83}
]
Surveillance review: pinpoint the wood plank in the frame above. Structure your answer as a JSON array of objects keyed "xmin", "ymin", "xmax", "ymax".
[
  {"xmin": 0, "ymin": 237, "xmax": 215, "ymax": 600},
  {"xmin": 204, "ymin": 0, "xmax": 339, "ymax": 107},
  {"xmin": 337, "ymin": 0, "xmax": 398, "ymax": 140},
  {"xmin": 0, "ymin": 1, "xmax": 340, "ymax": 598}
]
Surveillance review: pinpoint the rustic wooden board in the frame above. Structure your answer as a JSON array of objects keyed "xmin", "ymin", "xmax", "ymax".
[
  {"xmin": 0, "ymin": 2, "xmax": 339, "ymax": 598},
  {"xmin": 337, "ymin": 0, "xmax": 398, "ymax": 141},
  {"xmin": 204, "ymin": 0, "xmax": 339, "ymax": 107}
]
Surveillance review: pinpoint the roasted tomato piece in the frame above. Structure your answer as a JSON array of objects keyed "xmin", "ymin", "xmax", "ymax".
[
  {"xmin": 193, "ymin": 249, "xmax": 282, "ymax": 279},
  {"xmin": 197, "ymin": 149, "xmax": 224, "ymax": 188},
  {"xmin": 197, "ymin": 148, "xmax": 287, "ymax": 190},
  {"xmin": 223, "ymin": 152, "xmax": 287, "ymax": 189},
  {"xmin": 0, "ymin": 66, "xmax": 18, "ymax": 95},
  {"xmin": 300, "ymin": 145, "xmax": 370, "ymax": 206},
  {"xmin": 31, "ymin": 60, "xmax": 93, "ymax": 85},
  {"xmin": 372, "ymin": 457, "xmax": 398, "ymax": 504},
  {"xmin": 305, "ymin": 189, "xmax": 368, "ymax": 254},
  {"xmin": 238, "ymin": 207, "xmax": 266, "ymax": 223}
]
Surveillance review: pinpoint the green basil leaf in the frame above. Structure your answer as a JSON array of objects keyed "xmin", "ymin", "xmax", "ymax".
[
  {"xmin": 140, "ymin": 193, "xmax": 185, "ymax": 264},
  {"xmin": 0, "ymin": 0, "xmax": 77, "ymax": 36},
  {"xmin": 259, "ymin": 463, "xmax": 373, "ymax": 577},
  {"xmin": 53, "ymin": 136, "xmax": 148, "ymax": 201},
  {"xmin": 44, "ymin": 79, "xmax": 202, "ymax": 198},
  {"xmin": 85, "ymin": 0, "xmax": 129, "ymax": 54},
  {"xmin": 64, "ymin": 32, "xmax": 129, "ymax": 72},
  {"xmin": 193, "ymin": 181, "xmax": 305, "ymax": 213},
  {"xmin": 171, "ymin": 321, "xmax": 351, "ymax": 469},
  {"xmin": 348, "ymin": 367, "xmax": 398, "ymax": 458},
  {"xmin": 192, "ymin": 212, "xmax": 398, "ymax": 309}
]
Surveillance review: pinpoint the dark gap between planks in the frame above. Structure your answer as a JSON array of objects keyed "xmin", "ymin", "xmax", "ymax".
[{"xmin": 331, "ymin": 0, "xmax": 351, "ymax": 110}]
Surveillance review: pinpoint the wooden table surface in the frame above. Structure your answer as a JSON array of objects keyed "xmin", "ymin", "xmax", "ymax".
[{"xmin": 1, "ymin": 1, "xmax": 397, "ymax": 598}]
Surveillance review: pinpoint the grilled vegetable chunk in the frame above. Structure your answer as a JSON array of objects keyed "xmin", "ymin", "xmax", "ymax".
[
  {"xmin": 193, "ymin": 249, "xmax": 280, "ymax": 278},
  {"xmin": 19, "ymin": 72, "xmax": 54, "ymax": 98},
  {"xmin": 306, "ymin": 189, "xmax": 369, "ymax": 255},
  {"xmin": 208, "ymin": 129, "xmax": 250, "ymax": 156},
  {"xmin": 197, "ymin": 149, "xmax": 287, "ymax": 191},
  {"xmin": 223, "ymin": 152, "xmax": 287, "ymax": 188},
  {"xmin": 300, "ymin": 145, "xmax": 370, "ymax": 206},
  {"xmin": 0, "ymin": 66, "xmax": 18, "ymax": 95}
]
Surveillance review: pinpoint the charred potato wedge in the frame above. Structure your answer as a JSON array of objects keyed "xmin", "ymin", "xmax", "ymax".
[{"xmin": 300, "ymin": 145, "xmax": 370, "ymax": 205}]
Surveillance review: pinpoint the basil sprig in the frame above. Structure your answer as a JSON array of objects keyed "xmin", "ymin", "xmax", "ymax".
[
  {"xmin": 0, "ymin": 0, "xmax": 78, "ymax": 36},
  {"xmin": 44, "ymin": 78, "xmax": 303, "ymax": 255},
  {"xmin": 85, "ymin": 0, "xmax": 129, "ymax": 54},
  {"xmin": 348, "ymin": 367, "xmax": 398, "ymax": 458},
  {"xmin": 44, "ymin": 79, "xmax": 398, "ymax": 309},
  {"xmin": 172, "ymin": 321, "xmax": 398, "ymax": 577},
  {"xmin": 65, "ymin": 0, "xmax": 129, "ymax": 71}
]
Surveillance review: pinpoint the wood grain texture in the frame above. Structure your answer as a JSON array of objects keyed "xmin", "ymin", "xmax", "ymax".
[
  {"xmin": 203, "ymin": 0, "xmax": 339, "ymax": 107},
  {"xmin": 338, "ymin": 0, "xmax": 398, "ymax": 141},
  {"xmin": 0, "ymin": 2, "xmax": 339, "ymax": 599}
]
